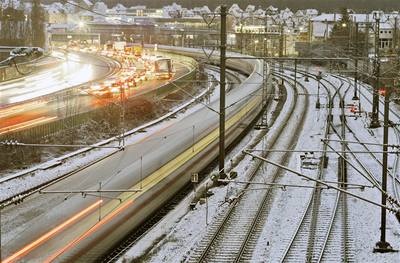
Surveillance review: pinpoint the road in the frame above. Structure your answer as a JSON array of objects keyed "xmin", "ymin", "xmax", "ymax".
[
  {"xmin": 0, "ymin": 57, "xmax": 263, "ymax": 262},
  {"xmin": 0, "ymin": 52, "xmax": 189, "ymax": 136},
  {"xmin": 0, "ymin": 51, "xmax": 114, "ymax": 106}
]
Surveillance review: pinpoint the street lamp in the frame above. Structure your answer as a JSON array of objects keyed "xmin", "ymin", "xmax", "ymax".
[
  {"xmin": 254, "ymin": 39, "xmax": 259, "ymax": 55},
  {"xmin": 78, "ymin": 21, "xmax": 85, "ymax": 29}
]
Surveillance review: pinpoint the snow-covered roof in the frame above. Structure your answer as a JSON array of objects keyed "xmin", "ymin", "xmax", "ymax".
[
  {"xmin": 311, "ymin": 13, "xmax": 341, "ymax": 22},
  {"xmin": 245, "ymin": 5, "xmax": 255, "ymax": 13},
  {"xmin": 305, "ymin": 9, "xmax": 319, "ymax": 16},
  {"xmin": 266, "ymin": 5, "xmax": 278, "ymax": 13},
  {"xmin": 193, "ymin": 6, "xmax": 211, "ymax": 14},
  {"xmin": 229, "ymin": 4, "xmax": 243, "ymax": 18},
  {"xmin": 128, "ymin": 5, "xmax": 146, "ymax": 10},
  {"xmin": 93, "ymin": 2, "xmax": 107, "ymax": 14},
  {"xmin": 81, "ymin": 0, "xmax": 93, "ymax": 7},
  {"xmin": 45, "ymin": 2, "xmax": 66, "ymax": 14},
  {"xmin": 109, "ymin": 3, "xmax": 127, "ymax": 13},
  {"xmin": 1, "ymin": 0, "xmax": 23, "ymax": 10}
]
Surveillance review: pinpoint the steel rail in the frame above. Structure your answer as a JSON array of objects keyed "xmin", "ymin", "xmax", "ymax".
[{"xmin": 192, "ymin": 71, "xmax": 304, "ymax": 263}]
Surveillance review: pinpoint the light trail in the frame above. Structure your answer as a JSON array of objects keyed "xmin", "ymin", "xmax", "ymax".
[
  {"xmin": 3, "ymin": 200, "xmax": 103, "ymax": 263},
  {"xmin": 0, "ymin": 116, "xmax": 57, "ymax": 135},
  {"xmin": 45, "ymin": 199, "xmax": 134, "ymax": 262}
]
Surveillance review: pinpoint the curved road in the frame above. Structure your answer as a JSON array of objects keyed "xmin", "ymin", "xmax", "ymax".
[
  {"xmin": 0, "ymin": 51, "xmax": 114, "ymax": 106},
  {"xmin": 0, "ymin": 52, "xmax": 189, "ymax": 135}
]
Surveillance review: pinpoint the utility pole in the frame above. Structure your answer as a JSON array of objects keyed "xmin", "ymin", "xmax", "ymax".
[
  {"xmin": 119, "ymin": 84, "xmax": 126, "ymax": 147},
  {"xmin": 374, "ymin": 84, "xmax": 396, "ymax": 253},
  {"xmin": 366, "ymin": 22, "xmax": 371, "ymax": 74},
  {"xmin": 393, "ymin": 16, "xmax": 398, "ymax": 53},
  {"xmin": 219, "ymin": 5, "xmax": 227, "ymax": 177},
  {"xmin": 294, "ymin": 59, "xmax": 297, "ymax": 89},
  {"xmin": 279, "ymin": 24, "xmax": 284, "ymax": 72},
  {"xmin": 258, "ymin": 13, "xmax": 269, "ymax": 130},
  {"xmin": 353, "ymin": 22, "xmax": 359, "ymax": 100},
  {"xmin": 370, "ymin": 18, "xmax": 381, "ymax": 128},
  {"xmin": 240, "ymin": 12, "xmax": 244, "ymax": 54}
]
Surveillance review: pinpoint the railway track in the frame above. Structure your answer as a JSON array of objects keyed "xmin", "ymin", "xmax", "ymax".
[
  {"xmin": 284, "ymin": 68, "xmax": 400, "ymax": 201},
  {"xmin": 99, "ymin": 66, "xmax": 264, "ymax": 263},
  {"xmin": 333, "ymin": 74, "xmax": 400, "ymax": 202},
  {"xmin": 278, "ymin": 70, "xmax": 350, "ymax": 262},
  {"xmin": 186, "ymin": 70, "xmax": 309, "ymax": 262},
  {"xmin": 320, "ymin": 76, "xmax": 351, "ymax": 262},
  {"xmin": 0, "ymin": 49, "xmax": 270, "ymax": 263}
]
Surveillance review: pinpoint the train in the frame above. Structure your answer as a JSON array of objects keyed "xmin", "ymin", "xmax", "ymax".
[
  {"xmin": 58, "ymin": 47, "xmax": 267, "ymax": 262},
  {"xmin": 3, "ymin": 46, "xmax": 268, "ymax": 262}
]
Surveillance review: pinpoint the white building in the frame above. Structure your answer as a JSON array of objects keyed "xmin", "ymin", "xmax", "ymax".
[{"xmin": 311, "ymin": 12, "xmax": 398, "ymax": 51}]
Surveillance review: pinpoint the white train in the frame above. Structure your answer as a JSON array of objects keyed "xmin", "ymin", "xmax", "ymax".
[{"xmin": 4, "ymin": 46, "xmax": 269, "ymax": 262}]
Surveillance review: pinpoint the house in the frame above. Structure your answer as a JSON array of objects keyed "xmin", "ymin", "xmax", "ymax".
[{"xmin": 311, "ymin": 13, "xmax": 341, "ymax": 40}]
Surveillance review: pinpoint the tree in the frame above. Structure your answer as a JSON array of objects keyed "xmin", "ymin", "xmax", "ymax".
[
  {"xmin": 328, "ymin": 7, "xmax": 351, "ymax": 53},
  {"xmin": 31, "ymin": 0, "xmax": 46, "ymax": 48}
]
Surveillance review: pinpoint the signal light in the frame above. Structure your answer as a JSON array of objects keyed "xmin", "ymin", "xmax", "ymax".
[{"xmin": 379, "ymin": 88, "xmax": 386, "ymax": 96}]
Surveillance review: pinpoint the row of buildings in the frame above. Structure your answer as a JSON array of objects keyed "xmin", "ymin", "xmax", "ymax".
[{"xmin": 2, "ymin": 1, "xmax": 400, "ymax": 56}]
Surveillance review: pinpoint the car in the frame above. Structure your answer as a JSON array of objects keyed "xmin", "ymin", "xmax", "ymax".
[
  {"xmin": 110, "ymin": 82, "xmax": 122, "ymax": 93},
  {"xmin": 127, "ymin": 77, "xmax": 136, "ymax": 87},
  {"xmin": 90, "ymin": 83, "xmax": 102, "ymax": 91},
  {"xmin": 92, "ymin": 87, "xmax": 113, "ymax": 98}
]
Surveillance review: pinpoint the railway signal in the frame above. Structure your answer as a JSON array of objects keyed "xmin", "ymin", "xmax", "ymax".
[
  {"xmin": 379, "ymin": 87, "xmax": 386, "ymax": 96},
  {"xmin": 316, "ymin": 71, "xmax": 323, "ymax": 109}
]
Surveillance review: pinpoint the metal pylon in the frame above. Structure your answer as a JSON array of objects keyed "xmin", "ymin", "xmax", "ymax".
[{"xmin": 255, "ymin": 59, "xmax": 269, "ymax": 130}]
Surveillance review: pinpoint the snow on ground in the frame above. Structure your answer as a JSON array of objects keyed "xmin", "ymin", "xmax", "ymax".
[
  {"xmin": 342, "ymin": 78, "xmax": 400, "ymax": 262},
  {"xmin": 118, "ymin": 72, "xmax": 294, "ymax": 262},
  {"xmin": 250, "ymin": 74, "xmax": 323, "ymax": 261},
  {"xmin": 120, "ymin": 69, "xmax": 400, "ymax": 262}
]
